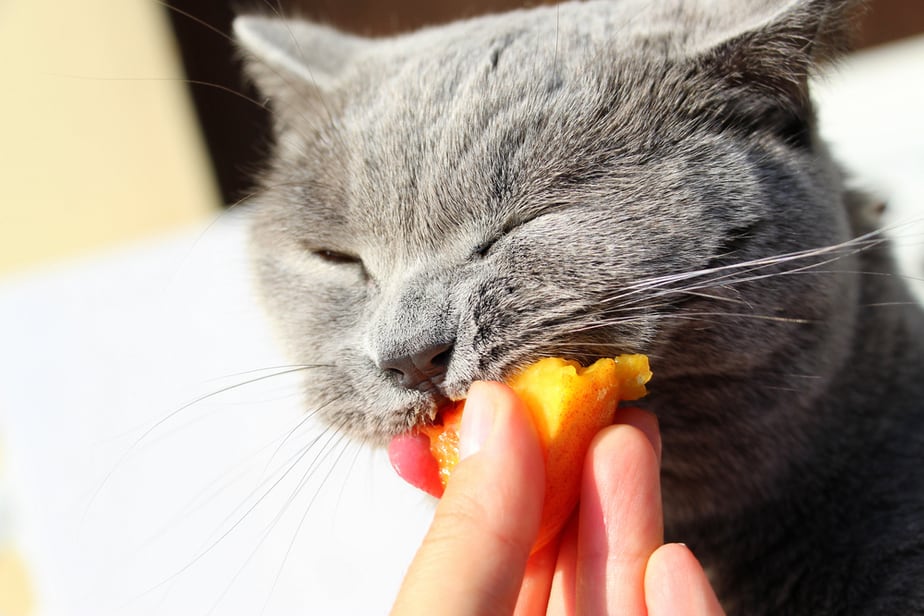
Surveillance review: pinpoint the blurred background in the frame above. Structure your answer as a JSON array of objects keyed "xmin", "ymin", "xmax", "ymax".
[{"xmin": 1, "ymin": 0, "xmax": 923, "ymax": 276}]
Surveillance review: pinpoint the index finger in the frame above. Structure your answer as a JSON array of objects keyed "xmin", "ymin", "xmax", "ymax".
[{"xmin": 391, "ymin": 381, "xmax": 546, "ymax": 616}]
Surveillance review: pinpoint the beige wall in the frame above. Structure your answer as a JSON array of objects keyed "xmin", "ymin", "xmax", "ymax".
[{"xmin": 0, "ymin": 0, "xmax": 220, "ymax": 275}]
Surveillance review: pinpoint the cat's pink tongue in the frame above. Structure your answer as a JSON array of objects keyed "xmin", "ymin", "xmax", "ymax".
[{"xmin": 388, "ymin": 432, "xmax": 444, "ymax": 498}]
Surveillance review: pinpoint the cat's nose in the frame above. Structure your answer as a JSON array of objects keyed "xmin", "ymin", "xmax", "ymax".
[{"xmin": 380, "ymin": 341, "xmax": 454, "ymax": 392}]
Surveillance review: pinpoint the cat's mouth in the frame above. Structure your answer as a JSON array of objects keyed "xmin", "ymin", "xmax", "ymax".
[
  {"xmin": 419, "ymin": 381, "xmax": 452, "ymax": 407},
  {"xmin": 420, "ymin": 394, "xmax": 457, "ymax": 430},
  {"xmin": 389, "ymin": 399, "xmax": 464, "ymax": 498}
]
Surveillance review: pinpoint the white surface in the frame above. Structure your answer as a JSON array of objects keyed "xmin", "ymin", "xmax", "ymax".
[
  {"xmin": 0, "ymin": 215, "xmax": 430, "ymax": 615},
  {"xmin": 815, "ymin": 35, "xmax": 924, "ymax": 302},
  {"xmin": 1, "ymin": 36, "xmax": 923, "ymax": 616}
]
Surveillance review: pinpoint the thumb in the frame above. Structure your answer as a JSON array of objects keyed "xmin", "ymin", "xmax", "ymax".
[{"xmin": 391, "ymin": 381, "xmax": 546, "ymax": 616}]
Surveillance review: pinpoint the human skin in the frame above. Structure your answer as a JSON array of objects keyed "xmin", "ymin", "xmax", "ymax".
[{"xmin": 390, "ymin": 381, "xmax": 724, "ymax": 615}]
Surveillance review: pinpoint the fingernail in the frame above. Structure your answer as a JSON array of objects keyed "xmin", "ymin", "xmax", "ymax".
[{"xmin": 459, "ymin": 383, "xmax": 496, "ymax": 460}]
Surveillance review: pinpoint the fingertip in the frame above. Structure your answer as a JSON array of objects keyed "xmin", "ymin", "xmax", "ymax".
[
  {"xmin": 648, "ymin": 542, "xmax": 697, "ymax": 573},
  {"xmin": 585, "ymin": 414, "xmax": 661, "ymax": 498},
  {"xmin": 645, "ymin": 543, "xmax": 726, "ymax": 615},
  {"xmin": 465, "ymin": 379, "xmax": 519, "ymax": 408},
  {"xmin": 446, "ymin": 379, "xmax": 544, "ymax": 518},
  {"xmin": 459, "ymin": 382, "xmax": 499, "ymax": 460},
  {"xmin": 615, "ymin": 406, "xmax": 661, "ymax": 463},
  {"xmin": 461, "ymin": 380, "xmax": 542, "ymax": 470}
]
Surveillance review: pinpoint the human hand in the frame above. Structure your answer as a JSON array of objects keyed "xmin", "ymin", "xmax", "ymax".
[{"xmin": 390, "ymin": 380, "xmax": 724, "ymax": 615}]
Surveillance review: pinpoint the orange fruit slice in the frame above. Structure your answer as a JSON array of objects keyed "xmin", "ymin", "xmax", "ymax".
[{"xmin": 390, "ymin": 355, "xmax": 651, "ymax": 553}]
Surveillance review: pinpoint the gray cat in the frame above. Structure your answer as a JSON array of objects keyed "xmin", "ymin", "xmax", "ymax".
[{"xmin": 233, "ymin": 0, "xmax": 924, "ymax": 612}]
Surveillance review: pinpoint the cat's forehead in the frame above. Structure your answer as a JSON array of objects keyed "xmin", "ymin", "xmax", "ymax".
[
  {"xmin": 330, "ymin": 13, "xmax": 676, "ymax": 250},
  {"xmin": 339, "ymin": 23, "xmax": 620, "ymax": 216},
  {"xmin": 247, "ymin": 0, "xmax": 840, "ymax": 262}
]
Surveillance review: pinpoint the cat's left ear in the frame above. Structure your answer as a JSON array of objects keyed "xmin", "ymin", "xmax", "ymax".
[
  {"xmin": 692, "ymin": 0, "xmax": 865, "ymax": 138},
  {"xmin": 234, "ymin": 16, "xmax": 368, "ymax": 108}
]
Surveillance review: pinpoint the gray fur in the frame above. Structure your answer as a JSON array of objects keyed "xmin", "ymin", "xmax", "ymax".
[{"xmin": 235, "ymin": 1, "xmax": 924, "ymax": 612}]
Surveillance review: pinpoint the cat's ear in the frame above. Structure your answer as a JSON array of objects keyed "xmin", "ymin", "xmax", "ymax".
[
  {"xmin": 692, "ymin": 0, "xmax": 864, "ymax": 142},
  {"xmin": 233, "ymin": 16, "xmax": 367, "ymax": 107}
]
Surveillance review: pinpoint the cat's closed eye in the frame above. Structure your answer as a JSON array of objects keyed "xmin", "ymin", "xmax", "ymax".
[
  {"xmin": 473, "ymin": 214, "xmax": 548, "ymax": 259},
  {"xmin": 312, "ymin": 248, "xmax": 370, "ymax": 281},
  {"xmin": 312, "ymin": 249, "xmax": 362, "ymax": 266},
  {"xmin": 472, "ymin": 235, "xmax": 501, "ymax": 259}
]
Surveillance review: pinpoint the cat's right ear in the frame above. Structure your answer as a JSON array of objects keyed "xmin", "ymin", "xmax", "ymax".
[{"xmin": 233, "ymin": 16, "xmax": 366, "ymax": 111}]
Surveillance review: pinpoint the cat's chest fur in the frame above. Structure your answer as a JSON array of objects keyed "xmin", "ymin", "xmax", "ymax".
[{"xmin": 235, "ymin": 0, "xmax": 924, "ymax": 612}]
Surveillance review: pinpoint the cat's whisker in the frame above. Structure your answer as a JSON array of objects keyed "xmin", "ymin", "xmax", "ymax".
[
  {"xmin": 155, "ymin": 1, "xmax": 230, "ymax": 45},
  {"xmin": 127, "ymin": 414, "xmax": 334, "ymax": 605},
  {"xmin": 329, "ymin": 435, "xmax": 370, "ymax": 524},
  {"xmin": 257, "ymin": 394, "xmax": 345, "ymax": 484},
  {"xmin": 668, "ymin": 311, "xmax": 817, "ymax": 325},
  {"xmin": 50, "ymin": 69, "xmax": 270, "ymax": 111},
  {"xmin": 259, "ymin": 430, "xmax": 356, "ymax": 616},
  {"xmin": 208, "ymin": 435, "xmax": 333, "ymax": 557},
  {"xmin": 597, "ymin": 241, "xmax": 885, "ymax": 320},
  {"xmin": 600, "ymin": 231, "xmax": 888, "ymax": 308},
  {"xmin": 202, "ymin": 414, "xmax": 353, "ymax": 616},
  {"xmin": 206, "ymin": 403, "xmax": 344, "ymax": 548},
  {"xmin": 82, "ymin": 364, "xmax": 329, "ymax": 530},
  {"xmin": 613, "ymin": 263, "xmax": 924, "ymax": 319},
  {"xmin": 862, "ymin": 301, "xmax": 922, "ymax": 309},
  {"xmin": 122, "ymin": 410, "xmax": 333, "ymax": 608},
  {"xmin": 254, "ymin": 0, "xmax": 351, "ymax": 152},
  {"xmin": 560, "ymin": 308, "xmax": 818, "ymax": 342},
  {"xmin": 132, "ymin": 365, "xmax": 327, "ymax": 446},
  {"xmin": 202, "ymin": 363, "xmax": 336, "ymax": 383},
  {"xmin": 125, "ymin": 426, "xmax": 304, "ymax": 565},
  {"xmin": 156, "ymin": 1, "xmax": 344, "ymax": 157},
  {"xmin": 663, "ymin": 290, "xmax": 753, "ymax": 305}
]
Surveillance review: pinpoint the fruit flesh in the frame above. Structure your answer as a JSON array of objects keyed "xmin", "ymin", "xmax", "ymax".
[{"xmin": 389, "ymin": 355, "xmax": 651, "ymax": 553}]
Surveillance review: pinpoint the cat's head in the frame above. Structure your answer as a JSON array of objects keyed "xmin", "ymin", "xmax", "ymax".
[{"xmin": 235, "ymin": 0, "xmax": 864, "ymax": 444}]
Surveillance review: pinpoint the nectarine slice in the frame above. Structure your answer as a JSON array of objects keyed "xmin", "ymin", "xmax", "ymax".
[{"xmin": 388, "ymin": 355, "xmax": 651, "ymax": 553}]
